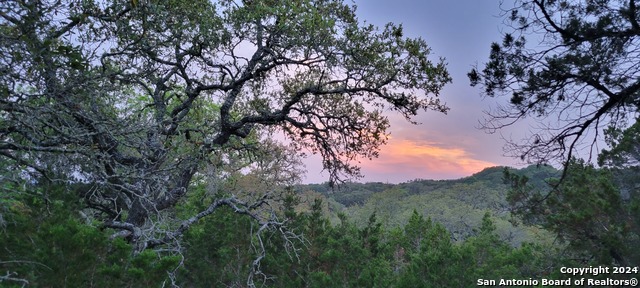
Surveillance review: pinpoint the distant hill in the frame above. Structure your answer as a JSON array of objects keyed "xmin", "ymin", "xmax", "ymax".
[{"xmin": 295, "ymin": 165, "xmax": 560, "ymax": 246}]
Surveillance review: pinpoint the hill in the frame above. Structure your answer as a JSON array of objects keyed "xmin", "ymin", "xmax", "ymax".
[{"xmin": 295, "ymin": 165, "xmax": 560, "ymax": 245}]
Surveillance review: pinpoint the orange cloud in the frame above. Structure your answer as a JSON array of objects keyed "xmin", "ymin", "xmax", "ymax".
[{"xmin": 360, "ymin": 138, "xmax": 496, "ymax": 180}]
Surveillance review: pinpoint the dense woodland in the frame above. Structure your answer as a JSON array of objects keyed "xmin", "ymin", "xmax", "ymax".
[
  {"xmin": 1, "ymin": 164, "xmax": 639, "ymax": 286},
  {"xmin": 1, "ymin": 0, "xmax": 640, "ymax": 287}
]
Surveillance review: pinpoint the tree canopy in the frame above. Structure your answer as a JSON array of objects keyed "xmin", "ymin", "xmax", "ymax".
[
  {"xmin": 0, "ymin": 0, "xmax": 450, "ymax": 269},
  {"xmin": 469, "ymin": 0, "xmax": 640, "ymax": 168},
  {"xmin": 471, "ymin": 0, "xmax": 640, "ymax": 268}
]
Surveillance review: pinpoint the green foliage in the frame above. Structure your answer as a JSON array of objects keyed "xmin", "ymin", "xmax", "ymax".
[
  {"xmin": 0, "ymin": 184, "xmax": 178, "ymax": 287},
  {"xmin": 300, "ymin": 166, "xmax": 558, "ymax": 245},
  {"xmin": 600, "ymin": 118, "xmax": 640, "ymax": 168},
  {"xmin": 396, "ymin": 212, "xmax": 551, "ymax": 287},
  {"xmin": 298, "ymin": 181, "xmax": 394, "ymax": 207},
  {"xmin": 397, "ymin": 219, "xmax": 461, "ymax": 287},
  {"xmin": 179, "ymin": 207, "xmax": 255, "ymax": 286},
  {"xmin": 506, "ymin": 159, "xmax": 640, "ymax": 266},
  {"xmin": 0, "ymin": 167, "xmax": 584, "ymax": 288},
  {"xmin": 0, "ymin": 179, "xmax": 571, "ymax": 287}
]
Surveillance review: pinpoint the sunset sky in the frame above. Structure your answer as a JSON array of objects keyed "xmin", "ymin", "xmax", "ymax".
[{"xmin": 302, "ymin": 0, "xmax": 531, "ymax": 183}]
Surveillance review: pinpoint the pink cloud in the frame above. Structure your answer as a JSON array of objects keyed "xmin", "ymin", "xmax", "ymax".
[{"xmin": 356, "ymin": 137, "xmax": 497, "ymax": 182}]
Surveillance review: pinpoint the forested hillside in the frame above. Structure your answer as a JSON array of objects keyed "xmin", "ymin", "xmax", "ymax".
[
  {"xmin": 2, "ymin": 163, "xmax": 638, "ymax": 287},
  {"xmin": 296, "ymin": 165, "xmax": 559, "ymax": 245}
]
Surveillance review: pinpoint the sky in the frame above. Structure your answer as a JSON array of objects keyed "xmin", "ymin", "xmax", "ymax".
[{"xmin": 301, "ymin": 0, "xmax": 531, "ymax": 184}]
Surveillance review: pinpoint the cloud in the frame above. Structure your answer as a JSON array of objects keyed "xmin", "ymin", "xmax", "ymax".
[{"xmin": 357, "ymin": 137, "xmax": 497, "ymax": 182}]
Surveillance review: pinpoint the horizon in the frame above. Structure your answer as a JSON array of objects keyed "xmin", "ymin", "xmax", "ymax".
[
  {"xmin": 300, "ymin": 163, "xmax": 560, "ymax": 185},
  {"xmin": 299, "ymin": 0, "xmax": 610, "ymax": 184},
  {"xmin": 301, "ymin": 0, "xmax": 531, "ymax": 184}
]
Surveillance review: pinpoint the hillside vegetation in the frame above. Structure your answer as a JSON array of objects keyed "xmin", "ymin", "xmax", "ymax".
[{"xmin": 296, "ymin": 165, "xmax": 559, "ymax": 245}]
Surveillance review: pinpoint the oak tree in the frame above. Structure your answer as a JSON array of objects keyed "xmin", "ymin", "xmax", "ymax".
[{"xmin": 0, "ymin": 0, "xmax": 450, "ymax": 278}]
